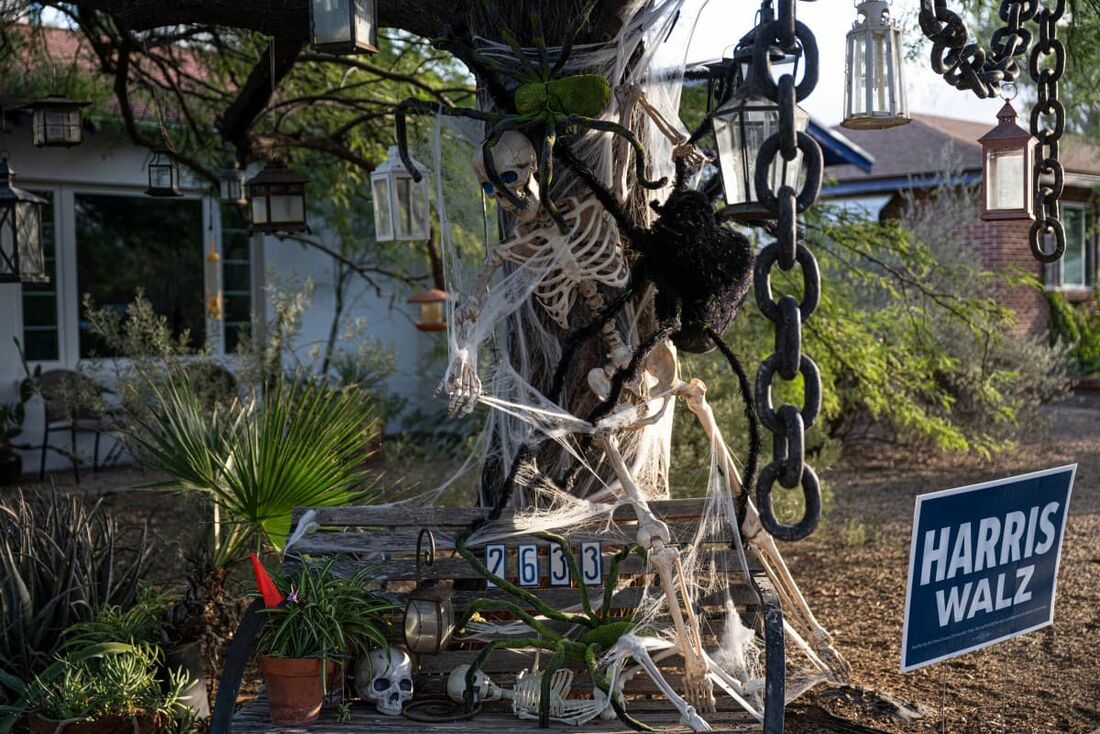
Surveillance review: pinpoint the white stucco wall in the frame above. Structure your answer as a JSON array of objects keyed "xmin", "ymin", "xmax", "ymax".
[{"xmin": 0, "ymin": 122, "xmax": 443, "ymax": 477}]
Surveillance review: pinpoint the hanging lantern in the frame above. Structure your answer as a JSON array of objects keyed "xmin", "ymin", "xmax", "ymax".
[
  {"xmin": 841, "ymin": 0, "xmax": 909, "ymax": 130},
  {"xmin": 246, "ymin": 161, "xmax": 308, "ymax": 234},
  {"xmin": 408, "ymin": 288, "xmax": 448, "ymax": 332},
  {"xmin": 145, "ymin": 148, "xmax": 182, "ymax": 197},
  {"xmin": 309, "ymin": 0, "xmax": 378, "ymax": 55},
  {"xmin": 371, "ymin": 145, "xmax": 430, "ymax": 242},
  {"xmin": 712, "ymin": 80, "xmax": 809, "ymax": 220},
  {"xmin": 978, "ymin": 101, "xmax": 1035, "ymax": 221},
  {"xmin": 0, "ymin": 158, "xmax": 48, "ymax": 284},
  {"xmin": 403, "ymin": 529, "xmax": 454, "ymax": 656},
  {"xmin": 219, "ymin": 162, "xmax": 247, "ymax": 206},
  {"xmin": 26, "ymin": 94, "xmax": 90, "ymax": 148}
]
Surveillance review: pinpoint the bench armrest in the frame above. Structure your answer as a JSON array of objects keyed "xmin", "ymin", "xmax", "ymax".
[{"xmin": 210, "ymin": 598, "xmax": 266, "ymax": 734}]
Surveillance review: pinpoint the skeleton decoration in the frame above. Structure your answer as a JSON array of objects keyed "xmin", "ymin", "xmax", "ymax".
[
  {"xmin": 356, "ymin": 648, "xmax": 414, "ymax": 717},
  {"xmin": 402, "ymin": 2, "xmax": 849, "ymax": 729}
]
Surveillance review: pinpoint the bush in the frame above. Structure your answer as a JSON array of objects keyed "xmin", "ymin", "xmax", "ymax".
[
  {"xmin": 1046, "ymin": 290, "xmax": 1100, "ymax": 374},
  {"xmin": 0, "ymin": 492, "xmax": 152, "ymax": 690}
]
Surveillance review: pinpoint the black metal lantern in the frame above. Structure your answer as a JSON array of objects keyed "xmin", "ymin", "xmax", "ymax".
[
  {"xmin": 245, "ymin": 161, "xmax": 308, "ymax": 234},
  {"xmin": 0, "ymin": 158, "xmax": 48, "ymax": 284},
  {"xmin": 145, "ymin": 148, "xmax": 182, "ymax": 197},
  {"xmin": 26, "ymin": 94, "xmax": 89, "ymax": 148},
  {"xmin": 408, "ymin": 288, "xmax": 448, "ymax": 332},
  {"xmin": 403, "ymin": 529, "xmax": 454, "ymax": 656},
  {"xmin": 219, "ymin": 163, "xmax": 247, "ymax": 206},
  {"xmin": 842, "ymin": 0, "xmax": 909, "ymax": 130},
  {"xmin": 310, "ymin": 0, "xmax": 378, "ymax": 54},
  {"xmin": 978, "ymin": 101, "xmax": 1036, "ymax": 222}
]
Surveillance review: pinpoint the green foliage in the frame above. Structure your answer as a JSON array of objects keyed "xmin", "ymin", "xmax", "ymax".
[
  {"xmin": 13, "ymin": 643, "xmax": 186, "ymax": 728},
  {"xmin": 126, "ymin": 375, "xmax": 379, "ymax": 562},
  {"xmin": 255, "ymin": 561, "xmax": 394, "ymax": 663},
  {"xmin": 0, "ymin": 492, "xmax": 152, "ymax": 693},
  {"xmin": 62, "ymin": 592, "xmax": 175, "ymax": 651},
  {"xmin": 1046, "ymin": 290, "xmax": 1100, "ymax": 374}
]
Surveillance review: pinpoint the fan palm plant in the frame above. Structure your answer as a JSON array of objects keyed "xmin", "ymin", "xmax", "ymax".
[{"xmin": 128, "ymin": 375, "xmax": 377, "ymax": 565}]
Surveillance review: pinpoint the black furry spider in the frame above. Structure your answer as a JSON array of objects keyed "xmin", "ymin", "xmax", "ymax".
[{"xmin": 393, "ymin": 2, "xmax": 666, "ymax": 233}]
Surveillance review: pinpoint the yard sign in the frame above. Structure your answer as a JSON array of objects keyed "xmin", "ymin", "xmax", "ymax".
[{"xmin": 901, "ymin": 465, "xmax": 1075, "ymax": 672}]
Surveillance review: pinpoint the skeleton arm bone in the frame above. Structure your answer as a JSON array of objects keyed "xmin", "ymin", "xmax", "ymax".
[{"xmin": 617, "ymin": 86, "xmax": 709, "ymax": 169}]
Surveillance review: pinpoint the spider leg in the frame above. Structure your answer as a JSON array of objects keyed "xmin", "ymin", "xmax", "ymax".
[
  {"xmin": 456, "ymin": 533, "xmax": 591, "ymax": 626},
  {"xmin": 564, "ymin": 114, "xmax": 668, "ymax": 190},
  {"xmin": 530, "ymin": 8, "xmax": 551, "ymax": 80},
  {"xmin": 539, "ymin": 640, "xmax": 569, "ymax": 728},
  {"xmin": 433, "ymin": 26, "xmax": 522, "ymax": 109},
  {"xmin": 550, "ymin": 0, "xmax": 599, "ymax": 77},
  {"xmin": 585, "ymin": 643, "xmax": 654, "ymax": 732},
  {"xmin": 482, "ymin": 116, "xmax": 536, "ymax": 213},
  {"xmin": 457, "ymin": 597, "xmax": 568, "ymax": 642},
  {"xmin": 480, "ymin": 0, "xmax": 541, "ymax": 82},
  {"xmin": 535, "ymin": 531, "xmax": 595, "ymax": 619},
  {"xmin": 463, "ymin": 637, "xmax": 558, "ymax": 712},
  {"xmin": 536, "ymin": 116, "xmax": 569, "ymax": 234},
  {"xmin": 602, "ymin": 544, "xmax": 639, "ymax": 621},
  {"xmin": 395, "ymin": 99, "xmax": 499, "ymax": 182}
]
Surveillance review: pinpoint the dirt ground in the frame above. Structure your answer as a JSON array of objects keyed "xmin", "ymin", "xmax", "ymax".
[{"xmin": 14, "ymin": 396, "xmax": 1100, "ymax": 734}]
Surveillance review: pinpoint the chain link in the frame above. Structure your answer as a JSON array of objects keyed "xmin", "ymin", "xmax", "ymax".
[
  {"xmin": 918, "ymin": 0, "xmax": 1067, "ymax": 265},
  {"xmin": 748, "ymin": 0, "xmax": 824, "ymax": 542}
]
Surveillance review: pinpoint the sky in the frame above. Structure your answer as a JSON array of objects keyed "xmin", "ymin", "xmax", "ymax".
[{"xmin": 679, "ymin": 0, "xmax": 1006, "ymax": 127}]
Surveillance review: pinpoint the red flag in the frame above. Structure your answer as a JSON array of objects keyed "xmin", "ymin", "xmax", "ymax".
[{"xmin": 250, "ymin": 552, "xmax": 283, "ymax": 608}]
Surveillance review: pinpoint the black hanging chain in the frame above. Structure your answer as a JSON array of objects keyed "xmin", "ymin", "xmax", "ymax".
[
  {"xmin": 749, "ymin": 0, "xmax": 824, "ymax": 542},
  {"xmin": 918, "ymin": 0, "xmax": 1067, "ymax": 263}
]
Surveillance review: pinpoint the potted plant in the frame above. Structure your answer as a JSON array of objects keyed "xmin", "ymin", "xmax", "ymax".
[
  {"xmin": 255, "ymin": 561, "xmax": 394, "ymax": 725},
  {"xmin": 0, "ymin": 642, "xmax": 187, "ymax": 734}
]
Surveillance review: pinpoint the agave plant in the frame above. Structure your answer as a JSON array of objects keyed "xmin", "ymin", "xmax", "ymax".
[
  {"xmin": 0, "ymin": 492, "xmax": 152, "ymax": 692},
  {"xmin": 127, "ymin": 375, "xmax": 377, "ymax": 565}
]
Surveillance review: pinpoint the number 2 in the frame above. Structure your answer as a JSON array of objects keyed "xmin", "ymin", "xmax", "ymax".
[{"xmin": 485, "ymin": 544, "xmax": 506, "ymax": 588}]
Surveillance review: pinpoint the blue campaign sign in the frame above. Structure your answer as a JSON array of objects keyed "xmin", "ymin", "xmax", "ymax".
[{"xmin": 901, "ymin": 465, "xmax": 1075, "ymax": 672}]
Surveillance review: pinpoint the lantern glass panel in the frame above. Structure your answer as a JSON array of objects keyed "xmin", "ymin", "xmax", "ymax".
[
  {"xmin": 986, "ymin": 148, "xmax": 1025, "ymax": 211},
  {"xmin": 354, "ymin": 0, "xmax": 375, "ymax": 45},
  {"xmin": 311, "ymin": 0, "xmax": 351, "ymax": 45},
  {"xmin": 17, "ymin": 202, "xmax": 44, "ymax": 280},
  {"xmin": 419, "ymin": 299, "xmax": 444, "ymax": 326},
  {"xmin": 372, "ymin": 175, "xmax": 394, "ymax": 241},
  {"xmin": 394, "ymin": 177, "xmax": 430, "ymax": 240},
  {"xmin": 713, "ymin": 97, "xmax": 806, "ymax": 213},
  {"xmin": 268, "ymin": 185, "xmax": 305, "ymax": 224},
  {"xmin": 250, "ymin": 191, "xmax": 269, "ymax": 225}
]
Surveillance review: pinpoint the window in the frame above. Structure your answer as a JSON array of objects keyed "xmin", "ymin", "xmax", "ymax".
[
  {"xmin": 20, "ymin": 191, "xmax": 58, "ymax": 361},
  {"xmin": 76, "ymin": 193, "xmax": 204, "ymax": 357},
  {"xmin": 221, "ymin": 204, "xmax": 252, "ymax": 353},
  {"xmin": 1046, "ymin": 205, "xmax": 1095, "ymax": 290}
]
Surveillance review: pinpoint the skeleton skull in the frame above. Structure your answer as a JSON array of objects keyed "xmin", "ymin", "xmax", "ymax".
[
  {"xmin": 472, "ymin": 131, "xmax": 540, "ymax": 223},
  {"xmin": 446, "ymin": 664, "xmax": 503, "ymax": 703},
  {"xmin": 356, "ymin": 648, "xmax": 414, "ymax": 716}
]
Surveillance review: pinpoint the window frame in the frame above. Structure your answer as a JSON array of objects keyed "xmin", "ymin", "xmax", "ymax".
[{"xmin": 1045, "ymin": 203, "xmax": 1096, "ymax": 293}]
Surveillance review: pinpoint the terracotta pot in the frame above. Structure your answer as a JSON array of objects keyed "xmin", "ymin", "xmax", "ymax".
[
  {"xmin": 259, "ymin": 656, "xmax": 336, "ymax": 726},
  {"xmin": 27, "ymin": 713, "xmax": 159, "ymax": 734}
]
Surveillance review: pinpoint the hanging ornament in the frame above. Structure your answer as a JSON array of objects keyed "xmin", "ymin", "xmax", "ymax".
[
  {"xmin": 245, "ymin": 161, "xmax": 308, "ymax": 235},
  {"xmin": 309, "ymin": 0, "xmax": 378, "ymax": 54},
  {"xmin": 978, "ymin": 100, "xmax": 1036, "ymax": 222},
  {"xmin": 408, "ymin": 288, "xmax": 448, "ymax": 332},
  {"xmin": 145, "ymin": 147, "xmax": 182, "ymax": 197},
  {"xmin": 205, "ymin": 240, "xmax": 223, "ymax": 320},
  {"xmin": 26, "ymin": 94, "xmax": 90, "ymax": 148},
  {"xmin": 841, "ymin": 0, "xmax": 909, "ymax": 130},
  {"xmin": 711, "ymin": 47, "xmax": 809, "ymax": 221},
  {"xmin": 0, "ymin": 158, "xmax": 48, "ymax": 284},
  {"xmin": 219, "ymin": 162, "xmax": 247, "ymax": 206},
  {"xmin": 371, "ymin": 145, "xmax": 430, "ymax": 242}
]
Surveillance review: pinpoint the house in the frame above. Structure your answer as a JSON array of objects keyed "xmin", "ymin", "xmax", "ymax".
[{"xmin": 823, "ymin": 113, "xmax": 1100, "ymax": 335}]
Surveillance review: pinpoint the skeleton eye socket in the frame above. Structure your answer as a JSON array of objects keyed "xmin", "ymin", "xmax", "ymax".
[
  {"xmin": 481, "ymin": 182, "xmax": 495, "ymax": 196},
  {"xmin": 399, "ymin": 679, "xmax": 413, "ymax": 692},
  {"xmin": 500, "ymin": 170, "xmax": 519, "ymax": 184},
  {"xmin": 373, "ymin": 678, "xmax": 391, "ymax": 692}
]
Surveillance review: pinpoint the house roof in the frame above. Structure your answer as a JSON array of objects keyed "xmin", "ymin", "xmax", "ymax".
[{"xmin": 826, "ymin": 112, "xmax": 1100, "ymax": 195}]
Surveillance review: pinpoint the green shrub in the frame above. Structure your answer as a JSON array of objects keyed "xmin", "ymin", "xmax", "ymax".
[
  {"xmin": 0, "ymin": 492, "xmax": 152, "ymax": 691},
  {"xmin": 1046, "ymin": 290, "xmax": 1100, "ymax": 374}
]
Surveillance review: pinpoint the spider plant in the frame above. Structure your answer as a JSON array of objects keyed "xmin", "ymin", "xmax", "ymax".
[
  {"xmin": 256, "ymin": 561, "xmax": 394, "ymax": 662},
  {"xmin": 127, "ymin": 374, "xmax": 378, "ymax": 565}
]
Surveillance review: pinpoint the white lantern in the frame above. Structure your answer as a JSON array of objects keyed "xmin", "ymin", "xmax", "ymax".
[
  {"xmin": 842, "ymin": 0, "xmax": 909, "ymax": 130},
  {"xmin": 246, "ymin": 161, "xmax": 308, "ymax": 234},
  {"xmin": 371, "ymin": 146, "xmax": 430, "ymax": 242},
  {"xmin": 219, "ymin": 163, "xmax": 247, "ymax": 205},
  {"xmin": 27, "ymin": 95, "xmax": 89, "ymax": 148},
  {"xmin": 0, "ymin": 158, "xmax": 48, "ymax": 284},
  {"xmin": 713, "ymin": 94, "xmax": 809, "ymax": 220},
  {"xmin": 145, "ymin": 148, "xmax": 182, "ymax": 198},
  {"xmin": 310, "ymin": 0, "xmax": 378, "ymax": 54},
  {"xmin": 978, "ymin": 102, "xmax": 1036, "ymax": 221}
]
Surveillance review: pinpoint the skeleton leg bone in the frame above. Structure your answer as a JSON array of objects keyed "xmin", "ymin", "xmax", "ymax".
[{"xmin": 609, "ymin": 635, "xmax": 713, "ymax": 732}]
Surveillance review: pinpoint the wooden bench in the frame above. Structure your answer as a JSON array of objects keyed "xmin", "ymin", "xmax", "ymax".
[{"xmin": 211, "ymin": 499, "xmax": 785, "ymax": 734}]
